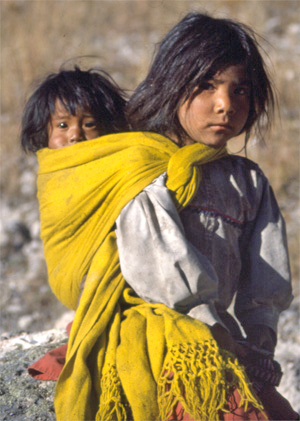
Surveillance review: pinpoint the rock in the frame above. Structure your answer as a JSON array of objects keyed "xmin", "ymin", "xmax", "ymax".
[{"xmin": 0, "ymin": 329, "xmax": 67, "ymax": 420}]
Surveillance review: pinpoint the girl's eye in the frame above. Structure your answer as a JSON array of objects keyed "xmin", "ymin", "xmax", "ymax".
[
  {"xmin": 85, "ymin": 120, "xmax": 97, "ymax": 128},
  {"xmin": 235, "ymin": 86, "xmax": 250, "ymax": 96},
  {"xmin": 58, "ymin": 122, "xmax": 67, "ymax": 128},
  {"xmin": 201, "ymin": 82, "xmax": 214, "ymax": 91}
]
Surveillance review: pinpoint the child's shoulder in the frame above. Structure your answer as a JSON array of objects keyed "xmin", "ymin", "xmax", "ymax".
[
  {"xmin": 219, "ymin": 154, "xmax": 266, "ymax": 179},
  {"xmin": 205, "ymin": 154, "xmax": 270, "ymax": 196},
  {"xmin": 223, "ymin": 154, "xmax": 262, "ymax": 171}
]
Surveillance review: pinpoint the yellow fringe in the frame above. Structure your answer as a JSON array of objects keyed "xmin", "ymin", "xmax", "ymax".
[
  {"xmin": 97, "ymin": 363, "xmax": 128, "ymax": 421},
  {"xmin": 96, "ymin": 340, "xmax": 263, "ymax": 421},
  {"xmin": 96, "ymin": 340, "xmax": 264, "ymax": 421},
  {"xmin": 157, "ymin": 340, "xmax": 263, "ymax": 421}
]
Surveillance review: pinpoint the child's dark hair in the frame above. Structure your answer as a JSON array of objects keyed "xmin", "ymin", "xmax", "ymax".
[
  {"xmin": 127, "ymin": 12, "xmax": 275, "ymax": 145},
  {"xmin": 21, "ymin": 66, "xmax": 128, "ymax": 152}
]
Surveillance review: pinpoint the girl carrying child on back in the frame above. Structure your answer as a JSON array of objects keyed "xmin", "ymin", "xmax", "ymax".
[{"xmin": 22, "ymin": 14, "xmax": 298, "ymax": 421}]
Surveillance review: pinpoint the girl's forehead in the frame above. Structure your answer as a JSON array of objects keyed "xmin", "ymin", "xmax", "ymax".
[
  {"xmin": 53, "ymin": 99, "xmax": 68, "ymax": 113},
  {"xmin": 52, "ymin": 98, "xmax": 91, "ymax": 116},
  {"xmin": 212, "ymin": 64, "xmax": 249, "ymax": 83}
]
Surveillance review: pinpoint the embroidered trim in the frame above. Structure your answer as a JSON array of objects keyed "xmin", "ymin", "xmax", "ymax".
[{"xmin": 187, "ymin": 205, "xmax": 244, "ymax": 229}]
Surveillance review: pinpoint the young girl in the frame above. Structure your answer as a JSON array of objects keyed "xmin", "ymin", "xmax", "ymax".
[
  {"xmin": 32, "ymin": 15, "xmax": 298, "ymax": 421},
  {"xmin": 122, "ymin": 12, "xmax": 297, "ymax": 420},
  {"xmin": 21, "ymin": 66, "xmax": 128, "ymax": 152},
  {"xmin": 124, "ymin": 13, "xmax": 283, "ymax": 357}
]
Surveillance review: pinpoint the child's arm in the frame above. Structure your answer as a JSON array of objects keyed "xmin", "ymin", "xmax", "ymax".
[
  {"xmin": 235, "ymin": 173, "xmax": 293, "ymax": 353},
  {"xmin": 116, "ymin": 174, "xmax": 226, "ymax": 328}
]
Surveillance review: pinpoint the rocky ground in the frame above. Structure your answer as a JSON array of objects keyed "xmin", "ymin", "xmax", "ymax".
[{"xmin": 0, "ymin": 329, "xmax": 66, "ymax": 420}]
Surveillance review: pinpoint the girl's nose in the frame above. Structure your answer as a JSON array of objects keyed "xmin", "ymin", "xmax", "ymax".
[
  {"xmin": 215, "ymin": 91, "xmax": 235, "ymax": 115},
  {"xmin": 69, "ymin": 125, "xmax": 85, "ymax": 143}
]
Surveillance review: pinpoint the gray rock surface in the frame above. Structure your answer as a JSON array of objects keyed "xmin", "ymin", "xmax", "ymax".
[{"xmin": 0, "ymin": 329, "xmax": 67, "ymax": 420}]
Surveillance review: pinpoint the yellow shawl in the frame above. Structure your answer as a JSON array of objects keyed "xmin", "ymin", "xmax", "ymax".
[{"xmin": 37, "ymin": 131, "xmax": 262, "ymax": 420}]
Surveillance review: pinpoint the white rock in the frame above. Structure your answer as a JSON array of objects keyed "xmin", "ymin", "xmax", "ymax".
[{"xmin": 0, "ymin": 328, "xmax": 67, "ymax": 358}]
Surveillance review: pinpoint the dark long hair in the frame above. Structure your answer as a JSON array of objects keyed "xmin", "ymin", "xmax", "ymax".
[
  {"xmin": 21, "ymin": 66, "xmax": 128, "ymax": 152},
  {"xmin": 127, "ymin": 12, "xmax": 275, "ymax": 145}
]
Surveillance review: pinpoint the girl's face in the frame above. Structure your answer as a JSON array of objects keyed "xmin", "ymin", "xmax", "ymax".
[
  {"xmin": 48, "ymin": 99, "xmax": 101, "ymax": 149},
  {"xmin": 176, "ymin": 64, "xmax": 251, "ymax": 148}
]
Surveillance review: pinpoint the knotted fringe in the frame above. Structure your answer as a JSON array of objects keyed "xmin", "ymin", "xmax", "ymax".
[
  {"xmin": 96, "ymin": 341, "xmax": 263, "ymax": 421},
  {"xmin": 97, "ymin": 364, "xmax": 128, "ymax": 421},
  {"xmin": 157, "ymin": 340, "xmax": 264, "ymax": 421}
]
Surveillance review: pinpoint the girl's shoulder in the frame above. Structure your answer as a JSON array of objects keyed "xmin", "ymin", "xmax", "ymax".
[
  {"xmin": 200, "ymin": 154, "xmax": 271, "ymax": 206},
  {"xmin": 193, "ymin": 155, "xmax": 275, "ymax": 224},
  {"xmin": 204, "ymin": 153, "xmax": 267, "ymax": 180},
  {"xmin": 220, "ymin": 154, "xmax": 265, "ymax": 176},
  {"xmin": 209, "ymin": 154, "xmax": 269, "ymax": 189}
]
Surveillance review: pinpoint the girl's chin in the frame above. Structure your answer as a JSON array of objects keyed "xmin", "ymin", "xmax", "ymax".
[
  {"xmin": 193, "ymin": 138, "xmax": 229, "ymax": 148},
  {"xmin": 171, "ymin": 132, "xmax": 231, "ymax": 148}
]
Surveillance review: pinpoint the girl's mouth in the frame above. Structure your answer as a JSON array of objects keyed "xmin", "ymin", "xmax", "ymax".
[{"xmin": 209, "ymin": 123, "xmax": 233, "ymax": 131}]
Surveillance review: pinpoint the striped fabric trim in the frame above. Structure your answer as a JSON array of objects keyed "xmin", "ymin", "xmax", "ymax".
[{"xmin": 187, "ymin": 205, "xmax": 244, "ymax": 229}]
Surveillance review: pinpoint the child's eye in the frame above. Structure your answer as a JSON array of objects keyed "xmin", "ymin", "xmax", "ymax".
[
  {"xmin": 201, "ymin": 82, "xmax": 214, "ymax": 91},
  {"xmin": 58, "ymin": 122, "xmax": 68, "ymax": 128},
  {"xmin": 235, "ymin": 86, "xmax": 250, "ymax": 96},
  {"xmin": 84, "ymin": 120, "xmax": 97, "ymax": 128}
]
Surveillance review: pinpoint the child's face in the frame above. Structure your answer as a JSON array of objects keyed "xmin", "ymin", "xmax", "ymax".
[
  {"xmin": 176, "ymin": 64, "xmax": 250, "ymax": 148},
  {"xmin": 48, "ymin": 100, "xmax": 101, "ymax": 149}
]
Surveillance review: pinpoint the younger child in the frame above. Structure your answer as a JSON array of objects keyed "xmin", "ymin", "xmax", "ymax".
[
  {"xmin": 23, "ymin": 65, "xmax": 128, "ymax": 383},
  {"xmin": 21, "ymin": 66, "xmax": 128, "ymax": 152}
]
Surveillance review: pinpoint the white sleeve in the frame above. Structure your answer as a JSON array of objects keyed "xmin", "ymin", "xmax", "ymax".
[
  {"xmin": 115, "ymin": 174, "xmax": 222, "ymax": 326},
  {"xmin": 235, "ymin": 172, "xmax": 293, "ymax": 335}
]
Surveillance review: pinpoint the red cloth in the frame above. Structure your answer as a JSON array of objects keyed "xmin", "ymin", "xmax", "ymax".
[
  {"xmin": 27, "ymin": 343, "xmax": 67, "ymax": 380},
  {"xmin": 27, "ymin": 322, "xmax": 72, "ymax": 381}
]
